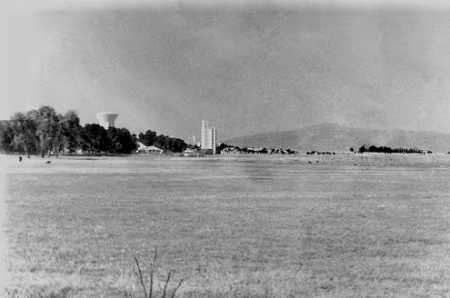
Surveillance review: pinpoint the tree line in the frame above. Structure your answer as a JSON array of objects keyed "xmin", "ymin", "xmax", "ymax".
[
  {"xmin": 0, "ymin": 106, "xmax": 188, "ymax": 156},
  {"xmin": 138, "ymin": 129, "xmax": 187, "ymax": 153},
  {"xmin": 355, "ymin": 145, "xmax": 431, "ymax": 154},
  {"xmin": 217, "ymin": 143, "xmax": 296, "ymax": 154}
]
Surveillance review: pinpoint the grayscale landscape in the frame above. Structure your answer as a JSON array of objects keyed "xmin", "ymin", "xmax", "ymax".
[{"xmin": 3, "ymin": 0, "xmax": 450, "ymax": 297}]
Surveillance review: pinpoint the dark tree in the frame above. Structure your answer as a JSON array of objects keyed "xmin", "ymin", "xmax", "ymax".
[
  {"xmin": 33, "ymin": 106, "xmax": 61, "ymax": 157},
  {"xmin": 10, "ymin": 112, "xmax": 38, "ymax": 157},
  {"xmin": 358, "ymin": 145, "xmax": 367, "ymax": 153},
  {"xmin": 59, "ymin": 111, "xmax": 82, "ymax": 153},
  {"xmin": 0, "ymin": 121, "xmax": 15, "ymax": 152},
  {"xmin": 107, "ymin": 127, "xmax": 136, "ymax": 154},
  {"xmin": 81, "ymin": 124, "xmax": 110, "ymax": 154},
  {"xmin": 138, "ymin": 130, "xmax": 157, "ymax": 146}
]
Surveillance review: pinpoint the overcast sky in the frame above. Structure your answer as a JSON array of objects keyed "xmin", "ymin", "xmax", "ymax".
[{"xmin": 5, "ymin": 1, "xmax": 450, "ymax": 140}]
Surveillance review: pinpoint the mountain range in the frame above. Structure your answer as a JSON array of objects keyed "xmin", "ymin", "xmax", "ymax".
[{"xmin": 223, "ymin": 123, "xmax": 450, "ymax": 152}]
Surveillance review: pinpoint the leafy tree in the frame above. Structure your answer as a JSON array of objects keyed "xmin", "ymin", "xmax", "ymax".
[
  {"xmin": 107, "ymin": 127, "xmax": 136, "ymax": 154},
  {"xmin": 10, "ymin": 112, "xmax": 38, "ymax": 157},
  {"xmin": 0, "ymin": 121, "xmax": 15, "ymax": 152},
  {"xmin": 33, "ymin": 106, "xmax": 61, "ymax": 157},
  {"xmin": 138, "ymin": 130, "xmax": 157, "ymax": 146},
  {"xmin": 81, "ymin": 124, "xmax": 110, "ymax": 154},
  {"xmin": 59, "ymin": 111, "xmax": 82, "ymax": 153}
]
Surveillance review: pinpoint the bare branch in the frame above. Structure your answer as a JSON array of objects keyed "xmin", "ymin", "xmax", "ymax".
[
  {"xmin": 161, "ymin": 270, "xmax": 172, "ymax": 298},
  {"xmin": 148, "ymin": 248, "xmax": 158, "ymax": 298},
  {"xmin": 148, "ymin": 266, "xmax": 153, "ymax": 298},
  {"xmin": 134, "ymin": 256, "xmax": 147, "ymax": 298},
  {"xmin": 170, "ymin": 278, "xmax": 185, "ymax": 298}
]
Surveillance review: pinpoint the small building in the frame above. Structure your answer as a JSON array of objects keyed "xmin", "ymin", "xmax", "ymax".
[
  {"xmin": 136, "ymin": 142, "xmax": 163, "ymax": 154},
  {"xmin": 183, "ymin": 148, "xmax": 201, "ymax": 157},
  {"xmin": 220, "ymin": 147, "xmax": 241, "ymax": 154}
]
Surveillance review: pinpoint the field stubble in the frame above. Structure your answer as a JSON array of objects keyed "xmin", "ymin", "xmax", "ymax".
[{"xmin": 3, "ymin": 154, "xmax": 450, "ymax": 297}]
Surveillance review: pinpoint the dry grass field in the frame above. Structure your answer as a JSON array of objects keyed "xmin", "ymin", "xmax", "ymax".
[{"xmin": 2, "ymin": 154, "xmax": 450, "ymax": 297}]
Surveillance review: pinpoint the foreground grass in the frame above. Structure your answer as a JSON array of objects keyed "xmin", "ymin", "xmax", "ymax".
[{"xmin": 4, "ymin": 155, "xmax": 450, "ymax": 297}]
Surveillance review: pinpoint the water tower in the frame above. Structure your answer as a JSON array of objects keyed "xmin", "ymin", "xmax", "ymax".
[{"xmin": 96, "ymin": 112, "xmax": 118, "ymax": 128}]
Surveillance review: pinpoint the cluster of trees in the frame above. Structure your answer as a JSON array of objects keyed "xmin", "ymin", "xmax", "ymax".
[
  {"xmin": 0, "ymin": 106, "xmax": 191, "ymax": 156},
  {"xmin": 355, "ymin": 145, "xmax": 431, "ymax": 154},
  {"xmin": 0, "ymin": 107, "xmax": 84, "ymax": 157},
  {"xmin": 0, "ymin": 106, "xmax": 136, "ymax": 156},
  {"xmin": 137, "ymin": 130, "xmax": 187, "ymax": 152},
  {"xmin": 218, "ymin": 143, "xmax": 296, "ymax": 155},
  {"xmin": 81, "ymin": 124, "xmax": 136, "ymax": 155},
  {"xmin": 306, "ymin": 151, "xmax": 336, "ymax": 155}
]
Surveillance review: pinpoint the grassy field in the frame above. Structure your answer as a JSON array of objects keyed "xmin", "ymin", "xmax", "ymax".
[{"xmin": 2, "ymin": 154, "xmax": 450, "ymax": 297}]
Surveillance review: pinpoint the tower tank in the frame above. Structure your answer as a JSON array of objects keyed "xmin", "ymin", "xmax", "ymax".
[{"xmin": 96, "ymin": 112, "xmax": 118, "ymax": 128}]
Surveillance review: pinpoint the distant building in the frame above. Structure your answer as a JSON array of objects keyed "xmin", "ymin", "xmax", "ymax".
[
  {"xmin": 200, "ymin": 120, "xmax": 217, "ymax": 154},
  {"xmin": 183, "ymin": 148, "xmax": 201, "ymax": 157},
  {"xmin": 96, "ymin": 112, "xmax": 118, "ymax": 129},
  {"xmin": 136, "ymin": 142, "xmax": 163, "ymax": 154},
  {"xmin": 221, "ymin": 147, "xmax": 241, "ymax": 155},
  {"xmin": 201, "ymin": 120, "xmax": 208, "ymax": 149}
]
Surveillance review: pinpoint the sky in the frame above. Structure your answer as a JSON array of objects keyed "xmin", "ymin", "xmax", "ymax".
[{"xmin": 5, "ymin": 1, "xmax": 450, "ymax": 141}]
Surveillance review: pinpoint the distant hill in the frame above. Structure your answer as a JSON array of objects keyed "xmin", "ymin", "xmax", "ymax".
[{"xmin": 222, "ymin": 123, "xmax": 450, "ymax": 152}]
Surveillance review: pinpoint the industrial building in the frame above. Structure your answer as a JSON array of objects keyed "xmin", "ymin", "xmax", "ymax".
[
  {"xmin": 200, "ymin": 120, "xmax": 217, "ymax": 154},
  {"xmin": 96, "ymin": 112, "xmax": 118, "ymax": 129}
]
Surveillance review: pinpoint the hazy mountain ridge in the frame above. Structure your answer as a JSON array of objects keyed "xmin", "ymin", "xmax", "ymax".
[{"xmin": 223, "ymin": 123, "xmax": 450, "ymax": 152}]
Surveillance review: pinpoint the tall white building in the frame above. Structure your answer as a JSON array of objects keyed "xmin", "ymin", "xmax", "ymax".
[
  {"xmin": 201, "ymin": 120, "xmax": 208, "ymax": 149},
  {"xmin": 211, "ymin": 127, "xmax": 216, "ymax": 154},
  {"xmin": 201, "ymin": 120, "xmax": 217, "ymax": 154}
]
